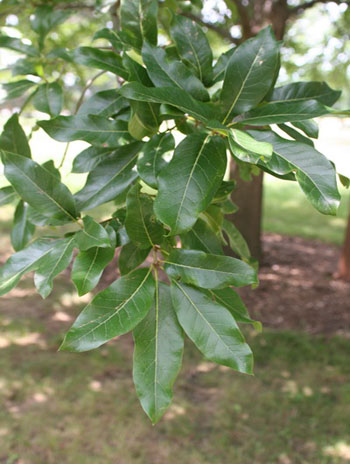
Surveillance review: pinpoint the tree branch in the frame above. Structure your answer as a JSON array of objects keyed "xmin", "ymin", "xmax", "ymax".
[{"xmin": 181, "ymin": 12, "xmax": 241, "ymax": 45}]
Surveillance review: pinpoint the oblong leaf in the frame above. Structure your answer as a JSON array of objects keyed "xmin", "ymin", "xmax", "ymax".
[
  {"xmin": 120, "ymin": 0, "xmax": 158, "ymax": 49},
  {"xmin": 170, "ymin": 14, "xmax": 213, "ymax": 86},
  {"xmin": 211, "ymin": 288, "xmax": 261, "ymax": 330},
  {"xmin": 221, "ymin": 26, "xmax": 280, "ymax": 122},
  {"xmin": 0, "ymin": 114, "xmax": 31, "ymax": 157},
  {"xmin": 11, "ymin": 201, "xmax": 35, "ymax": 251},
  {"xmin": 137, "ymin": 133, "xmax": 174, "ymax": 188},
  {"xmin": 120, "ymin": 82, "xmax": 219, "ymax": 123},
  {"xmin": 181, "ymin": 218, "xmax": 224, "ymax": 255},
  {"xmin": 142, "ymin": 41, "xmax": 209, "ymax": 102},
  {"xmin": 1, "ymin": 150, "xmax": 78, "ymax": 222},
  {"xmin": 72, "ymin": 47, "xmax": 128, "ymax": 79},
  {"xmin": 125, "ymin": 184, "xmax": 164, "ymax": 249},
  {"xmin": 164, "ymin": 249, "xmax": 257, "ymax": 289},
  {"xmin": 77, "ymin": 90, "xmax": 129, "ymax": 118},
  {"xmin": 251, "ymin": 130, "xmax": 340, "ymax": 215},
  {"xmin": 72, "ymin": 246, "xmax": 115, "ymax": 296},
  {"xmin": 154, "ymin": 134, "xmax": 227, "ymax": 235},
  {"xmin": 33, "ymin": 82, "xmax": 63, "ymax": 117},
  {"xmin": 235, "ymin": 100, "xmax": 330, "ymax": 126},
  {"xmin": 171, "ymin": 282, "xmax": 253, "ymax": 373},
  {"xmin": 119, "ymin": 242, "xmax": 151, "ymax": 275},
  {"xmin": 0, "ymin": 238, "xmax": 59, "ymax": 296},
  {"xmin": 38, "ymin": 115, "xmax": 133, "ymax": 147},
  {"xmin": 268, "ymin": 81, "xmax": 341, "ymax": 107},
  {"xmin": 133, "ymin": 281, "xmax": 184, "ymax": 423},
  {"xmin": 74, "ymin": 142, "xmax": 142, "ymax": 211},
  {"xmin": 75, "ymin": 216, "xmax": 111, "ymax": 251},
  {"xmin": 34, "ymin": 236, "xmax": 75, "ymax": 298},
  {"xmin": 60, "ymin": 267, "xmax": 155, "ymax": 352},
  {"xmin": 0, "ymin": 186, "xmax": 17, "ymax": 206}
]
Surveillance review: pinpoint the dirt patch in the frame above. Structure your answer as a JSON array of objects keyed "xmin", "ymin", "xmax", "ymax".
[{"xmin": 239, "ymin": 234, "xmax": 350, "ymax": 335}]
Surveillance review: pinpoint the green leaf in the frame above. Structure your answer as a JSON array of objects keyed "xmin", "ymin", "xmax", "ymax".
[
  {"xmin": 75, "ymin": 216, "xmax": 111, "ymax": 251},
  {"xmin": 119, "ymin": 242, "xmax": 151, "ymax": 275},
  {"xmin": 38, "ymin": 115, "xmax": 133, "ymax": 146},
  {"xmin": 165, "ymin": 249, "xmax": 257, "ymax": 289},
  {"xmin": 0, "ymin": 114, "xmax": 31, "ymax": 157},
  {"xmin": 181, "ymin": 218, "xmax": 223, "ymax": 255},
  {"xmin": 133, "ymin": 281, "xmax": 184, "ymax": 423},
  {"xmin": 277, "ymin": 124, "xmax": 314, "ymax": 147},
  {"xmin": 125, "ymin": 184, "xmax": 164, "ymax": 248},
  {"xmin": 31, "ymin": 5, "xmax": 70, "ymax": 45},
  {"xmin": 11, "ymin": 201, "xmax": 35, "ymax": 251},
  {"xmin": 72, "ymin": 146, "xmax": 113, "ymax": 174},
  {"xmin": 77, "ymin": 90, "xmax": 129, "ymax": 118},
  {"xmin": 74, "ymin": 142, "xmax": 142, "ymax": 211},
  {"xmin": 11, "ymin": 57, "xmax": 39, "ymax": 77},
  {"xmin": 128, "ymin": 100, "xmax": 160, "ymax": 140},
  {"xmin": 171, "ymin": 281, "xmax": 253, "ymax": 373},
  {"xmin": 154, "ymin": 134, "xmax": 227, "ymax": 235},
  {"xmin": 33, "ymin": 82, "xmax": 63, "ymax": 117},
  {"xmin": 0, "ymin": 186, "xmax": 17, "ymax": 206},
  {"xmin": 137, "ymin": 133, "xmax": 174, "ymax": 188},
  {"xmin": 34, "ymin": 236, "xmax": 75, "ymax": 298},
  {"xmin": 212, "ymin": 48, "xmax": 235, "ymax": 84},
  {"xmin": 0, "ymin": 238, "xmax": 60, "ymax": 296},
  {"xmin": 228, "ymin": 128, "xmax": 273, "ymax": 164},
  {"xmin": 93, "ymin": 28, "xmax": 124, "ymax": 51},
  {"xmin": 251, "ymin": 130, "xmax": 340, "ymax": 215},
  {"xmin": 60, "ymin": 267, "xmax": 155, "ymax": 352},
  {"xmin": 120, "ymin": 0, "xmax": 158, "ymax": 49},
  {"xmin": 292, "ymin": 120, "xmax": 319, "ymax": 139},
  {"xmin": 170, "ymin": 14, "xmax": 213, "ymax": 86},
  {"xmin": 142, "ymin": 41, "xmax": 209, "ymax": 102},
  {"xmin": 235, "ymin": 100, "xmax": 330, "ymax": 126},
  {"xmin": 268, "ymin": 81, "xmax": 341, "ymax": 107},
  {"xmin": 0, "ymin": 34, "xmax": 39, "ymax": 57},
  {"xmin": 41, "ymin": 160, "xmax": 61, "ymax": 179},
  {"xmin": 72, "ymin": 47, "xmax": 128, "ymax": 79},
  {"xmin": 222, "ymin": 219, "xmax": 251, "ymax": 260},
  {"xmin": 211, "ymin": 288, "xmax": 261, "ymax": 331},
  {"xmin": 221, "ymin": 27, "xmax": 280, "ymax": 122},
  {"xmin": 72, "ymin": 246, "xmax": 115, "ymax": 296},
  {"xmin": 1, "ymin": 150, "xmax": 78, "ymax": 223},
  {"xmin": 2, "ymin": 80, "xmax": 37, "ymax": 100},
  {"xmin": 120, "ymin": 82, "xmax": 219, "ymax": 123}
]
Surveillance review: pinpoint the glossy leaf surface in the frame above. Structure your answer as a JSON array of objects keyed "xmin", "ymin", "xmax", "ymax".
[
  {"xmin": 60, "ymin": 268, "xmax": 155, "ymax": 352},
  {"xmin": 154, "ymin": 134, "xmax": 227, "ymax": 235},
  {"xmin": 164, "ymin": 249, "xmax": 257, "ymax": 289},
  {"xmin": 1, "ymin": 150, "xmax": 77, "ymax": 222},
  {"xmin": 72, "ymin": 246, "xmax": 115, "ymax": 296},
  {"xmin": 34, "ymin": 236, "xmax": 75, "ymax": 298},
  {"xmin": 171, "ymin": 282, "xmax": 253, "ymax": 373},
  {"xmin": 133, "ymin": 281, "xmax": 184, "ymax": 423}
]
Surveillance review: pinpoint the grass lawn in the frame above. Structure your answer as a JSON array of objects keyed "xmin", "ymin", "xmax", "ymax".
[{"xmin": 263, "ymin": 176, "xmax": 349, "ymax": 245}]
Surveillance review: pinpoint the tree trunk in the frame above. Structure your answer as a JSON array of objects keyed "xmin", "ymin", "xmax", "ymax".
[
  {"xmin": 337, "ymin": 215, "xmax": 350, "ymax": 281},
  {"xmin": 227, "ymin": 169, "xmax": 264, "ymax": 261}
]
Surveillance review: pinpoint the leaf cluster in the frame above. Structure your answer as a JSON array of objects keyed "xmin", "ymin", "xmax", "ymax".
[{"xmin": 0, "ymin": 0, "xmax": 347, "ymax": 423}]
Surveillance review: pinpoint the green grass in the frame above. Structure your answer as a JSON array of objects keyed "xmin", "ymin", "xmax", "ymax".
[{"xmin": 263, "ymin": 176, "xmax": 349, "ymax": 245}]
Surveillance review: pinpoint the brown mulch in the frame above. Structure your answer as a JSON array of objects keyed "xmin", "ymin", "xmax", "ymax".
[{"xmin": 238, "ymin": 234, "xmax": 350, "ymax": 335}]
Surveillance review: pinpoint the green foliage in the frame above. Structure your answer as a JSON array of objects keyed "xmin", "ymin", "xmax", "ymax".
[{"xmin": 0, "ymin": 2, "xmax": 346, "ymax": 423}]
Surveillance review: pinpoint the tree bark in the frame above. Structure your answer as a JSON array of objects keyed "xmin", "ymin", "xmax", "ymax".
[
  {"xmin": 337, "ymin": 215, "xmax": 350, "ymax": 281},
  {"xmin": 226, "ymin": 169, "xmax": 264, "ymax": 261}
]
